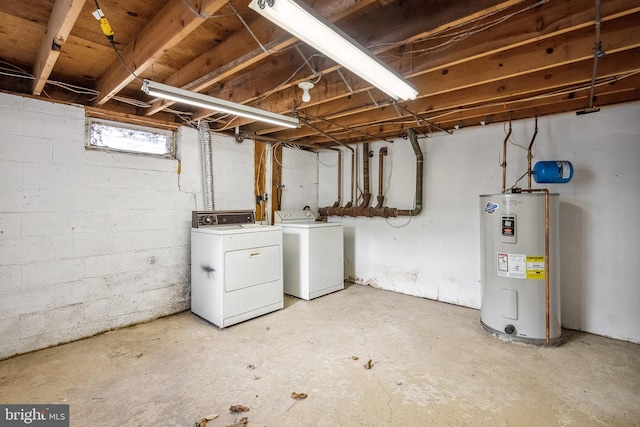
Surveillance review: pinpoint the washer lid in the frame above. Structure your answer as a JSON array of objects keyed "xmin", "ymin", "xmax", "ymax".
[{"xmin": 274, "ymin": 210, "xmax": 316, "ymax": 223}]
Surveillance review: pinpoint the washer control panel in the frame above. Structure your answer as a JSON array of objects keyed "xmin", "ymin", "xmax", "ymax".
[{"xmin": 274, "ymin": 210, "xmax": 316, "ymax": 224}]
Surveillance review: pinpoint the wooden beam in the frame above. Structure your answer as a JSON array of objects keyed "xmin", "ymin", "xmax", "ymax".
[
  {"xmin": 307, "ymin": 12, "xmax": 640, "ymax": 122},
  {"xmin": 252, "ymin": 0, "xmax": 640, "ymax": 121},
  {"xmin": 279, "ymin": 47, "xmax": 640, "ymax": 144},
  {"xmin": 327, "ymin": 75, "xmax": 640, "ymax": 143},
  {"xmin": 31, "ymin": 0, "xmax": 86, "ymax": 95},
  {"xmin": 187, "ymin": 0, "xmax": 521, "ymax": 122},
  {"xmin": 142, "ymin": 0, "xmax": 380, "ymax": 116},
  {"xmin": 191, "ymin": 0, "xmax": 639, "ymax": 128},
  {"xmin": 93, "ymin": 0, "xmax": 227, "ymax": 106}
]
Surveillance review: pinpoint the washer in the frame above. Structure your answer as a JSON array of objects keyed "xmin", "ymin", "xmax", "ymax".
[
  {"xmin": 274, "ymin": 210, "xmax": 344, "ymax": 300},
  {"xmin": 190, "ymin": 211, "xmax": 283, "ymax": 328}
]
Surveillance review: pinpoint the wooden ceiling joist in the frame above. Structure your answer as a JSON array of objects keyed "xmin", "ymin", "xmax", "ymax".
[
  {"xmin": 32, "ymin": 0, "xmax": 86, "ymax": 95},
  {"xmin": 93, "ymin": 0, "xmax": 228, "ymax": 106}
]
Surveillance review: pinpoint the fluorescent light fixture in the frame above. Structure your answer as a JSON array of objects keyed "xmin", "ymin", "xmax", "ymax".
[
  {"xmin": 141, "ymin": 80, "xmax": 300, "ymax": 129},
  {"xmin": 249, "ymin": 0, "xmax": 419, "ymax": 101}
]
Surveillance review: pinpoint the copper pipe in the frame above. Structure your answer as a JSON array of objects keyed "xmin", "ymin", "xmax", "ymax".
[
  {"xmin": 376, "ymin": 147, "xmax": 388, "ymax": 209},
  {"xmin": 522, "ymin": 188, "xmax": 551, "ymax": 346},
  {"xmin": 502, "ymin": 119, "xmax": 512, "ymax": 193},
  {"xmin": 527, "ymin": 117, "xmax": 539, "ymax": 190}
]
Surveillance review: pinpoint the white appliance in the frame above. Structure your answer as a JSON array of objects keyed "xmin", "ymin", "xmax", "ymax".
[
  {"xmin": 274, "ymin": 210, "xmax": 344, "ymax": 300},
  {"xmin": 479, "ymin": 193, "xmax": 561, "ymax": 344},
  {"xmin": 190, "ymin": 211, "xmax": 283, "ymax": 328}
]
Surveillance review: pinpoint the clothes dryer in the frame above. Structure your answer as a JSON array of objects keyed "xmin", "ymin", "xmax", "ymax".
[{"xmin": 191, "ymin": 211, "xmax": 283, "ymax": 327}]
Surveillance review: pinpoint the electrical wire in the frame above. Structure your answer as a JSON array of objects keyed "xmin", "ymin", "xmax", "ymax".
[
  {"xmin": 426, "ymin": 71, "xmax": 640, "ymax": 124},
  {"xmin": 300, "ymin": 111, "xmax": 396, "ymax": 143},
  {"xmin": 507, "ymin": 170, "xmax": 530, "ymax": 192},
  {"xmin": 271, "ymin": 141, "xmax": 306, "ymax": 169},
  {"xmin": 92, "ymin": 0, "xmax": 141, "ymax": 82},
  {"xmin": 180, "ymin": 0, "xmax": 252, "ymax": 19},
  {"xmin": 371, "ymin": 0, "xmax": 548, "ymax": 58},
  {"xmin": 249, "ymin": 52, "xmax": 325, "ymax": 108},
  {"xmin": 385, "ymin": 214, "xmax": 413, "ymax": 228}
]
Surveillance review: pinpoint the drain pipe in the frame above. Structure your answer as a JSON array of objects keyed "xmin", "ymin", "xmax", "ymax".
[
  {"xmin": 198, "ymin": 121, "xmax": 214, "ymax": 210},
  {"xmin": 319, "ymin": 128, "xmax": 423, "ymax": 218},
  {"xmin": 345, "ymin": 147, "xmax": 355, "ymax": 208},
  {"xmin": 358, "ymin": 142, "xmax": 372, "ymax": 209},
  {"xmin": 397, "ymin": 128, "xmax": 424, "ymax": 216},
  {"xmin": 375, "ymin": 147, "xmax": 388, "ymax": 209}
]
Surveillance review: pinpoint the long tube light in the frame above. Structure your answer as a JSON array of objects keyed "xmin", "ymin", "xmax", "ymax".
[
  {"xmin": 141, "ymin": 80, "xmax": 300, "ymax": 129},
  {"xmin": 249, "ymin": 0, "xmax": 419, "ymax": 101}
]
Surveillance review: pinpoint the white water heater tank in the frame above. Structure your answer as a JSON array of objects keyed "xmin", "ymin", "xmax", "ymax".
[{"xmin": 479, "ymin": 193, "xmax": 561, "ymax": 344}]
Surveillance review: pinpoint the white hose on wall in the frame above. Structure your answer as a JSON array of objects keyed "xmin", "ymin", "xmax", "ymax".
[{"xmin": 198, "ymin": 121, "xmax": 214, "ymax": 210}]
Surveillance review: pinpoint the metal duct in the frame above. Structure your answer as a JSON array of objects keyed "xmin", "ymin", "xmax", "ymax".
[{"xmin": 198, "ymin": 121, "xmax": 214, "ymax": 210}]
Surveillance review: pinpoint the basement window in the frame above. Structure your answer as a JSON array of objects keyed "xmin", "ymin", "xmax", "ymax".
[{"xmin": 86, "ymin": 118, "xmax": 176, "ymax": 158}]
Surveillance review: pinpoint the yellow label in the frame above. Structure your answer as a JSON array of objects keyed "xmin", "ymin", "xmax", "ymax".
[{"xmin": 526, "ymin": 256, "xmax": 545, "ymax": 280}]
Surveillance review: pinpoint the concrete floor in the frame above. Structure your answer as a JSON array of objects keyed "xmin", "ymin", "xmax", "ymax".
[{"xmin": 1, "ymin": 284, "xmax": 638, "ymax": 427}]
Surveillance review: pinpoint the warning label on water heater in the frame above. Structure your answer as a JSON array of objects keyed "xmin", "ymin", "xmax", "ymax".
[
  {"xmin": 497, "ymin": 252, "xmax": 526, "ymax": 279},
  {"xmin": 526, "ymin": 256, "xmax": 546, "ymax": 279},
  {"xmin": 497, "ymin": 253, "xmax": 545, "ymax": 280}
]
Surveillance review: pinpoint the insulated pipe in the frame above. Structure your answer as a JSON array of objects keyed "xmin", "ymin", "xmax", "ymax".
[
  {"xmin": 527, "ymin": 117, "xmax": 539, "ymax": 190},
  {"xmin": 376, "ymin": 147, "xmax": 388, "ymax": 209},
  {"xmin": 521, "ymin": 188, "xmax": 551, "ymax": 346},
  {"xmin": 397, "ymin": 128, "xmax": 424, "ymax": 216},
  {"xmin": 502, "ymin": 119, "xmax": 512, "ymax": 194},
  {"xmin": 198, "ymin": 121, "xmax": 214, "ymax": 210}
]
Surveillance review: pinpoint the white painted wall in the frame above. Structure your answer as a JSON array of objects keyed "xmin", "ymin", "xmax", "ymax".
[
  {"xmin": 0, "ymin": 92, "xmax": 256, "ymax": 359},
  {"xmin": 210, "ymin": 133, "xmax": 256, "ymax": 211},
  {"xmin": 318, "ymin": 102, "xmax": 640, "ymax": 343},
  {"xmin": 279, "ymin": 147, "xmax": 319, "ymax": 212}
]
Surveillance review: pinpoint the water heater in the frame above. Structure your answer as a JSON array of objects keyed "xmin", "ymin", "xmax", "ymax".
[{"xmin": 479, "ymin": 193, "xmax": 561, "ymax": 344}]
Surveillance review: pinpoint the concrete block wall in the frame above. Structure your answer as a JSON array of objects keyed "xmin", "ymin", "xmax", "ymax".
[{"xmin": 0, "ymin": 93, "xmax": 204, "ymax": 359}]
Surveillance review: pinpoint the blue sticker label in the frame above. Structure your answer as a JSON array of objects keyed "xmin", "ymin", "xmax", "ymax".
[{"xmin": 484, "ymin": 201, "xmax": 498, "ymax": 214}]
